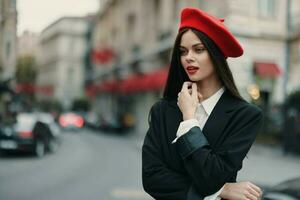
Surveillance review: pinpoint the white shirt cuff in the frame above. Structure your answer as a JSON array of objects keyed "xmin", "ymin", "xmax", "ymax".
[
  {"xmin": 172, "ymin": 119, "xmax": 200, "ymax": 143},
  {"xmin": 203, "ymin": 186, "xmax": 224, "ymax": 200}
]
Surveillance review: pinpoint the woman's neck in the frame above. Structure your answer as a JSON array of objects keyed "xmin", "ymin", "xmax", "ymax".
[{"xmin": 196, "ymin": 79, "xmax": 222, "ymax": 101}]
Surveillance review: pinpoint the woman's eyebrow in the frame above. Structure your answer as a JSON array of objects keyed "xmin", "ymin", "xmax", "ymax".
[
  {"xmin": 192, "ymin": 43, "xmax": 204, "ymax": 47},
  {"xmin": 179, "ymin": 43, "xmax": 204, "ymax": 48}
]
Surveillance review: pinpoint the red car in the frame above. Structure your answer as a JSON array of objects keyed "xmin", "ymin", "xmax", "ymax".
[{"xmin": 59, "ymin": 112, "xmax": 84, "ymax": 129}]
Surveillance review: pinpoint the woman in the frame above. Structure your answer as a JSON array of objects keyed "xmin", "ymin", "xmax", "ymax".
[{"xmin": 142, "ymin": 7, "xmax": 263, "ymax": 200}]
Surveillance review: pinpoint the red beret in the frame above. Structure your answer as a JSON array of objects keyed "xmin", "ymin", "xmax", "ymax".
[{"xmin": 179, "ymin": 7, "xmax": 243, "ymax": 58}]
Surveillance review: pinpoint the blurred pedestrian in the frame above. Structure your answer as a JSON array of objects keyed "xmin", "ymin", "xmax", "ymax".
[{"xmin": 142, "ymin": 7, "xmax": 263, "ymax": 200}]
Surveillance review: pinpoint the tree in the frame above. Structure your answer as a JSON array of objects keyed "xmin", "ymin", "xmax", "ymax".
[
  {"xmin": 71, "ymin": 97, "xmax": 91, "ymax": 112},
  {"xmin": 287, "ymin": 90, "xmax": 300, "ymax": 111},
  {"xmin": 16, "ymin": 55, "xmax": 37, "ymax": 84},
  {"xmin": 15, "ymin": 55, "xmax": 38, "ymax": 109}
]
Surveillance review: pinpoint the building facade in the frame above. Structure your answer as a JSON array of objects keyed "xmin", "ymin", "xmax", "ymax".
[
  {"xmin": 88, "ymin": 0, "xmax": 300, "ymax": 135},
  {"xmin": 37, "ymin": 17, "xmax": 90, "ymax": 109},
  {"xmin": 0, "ymin": 0, "xmax": 17, "ymax": 81},
  {"xmin": 17, "ymin": 30, "xmax": 39, "ymax": 57}
]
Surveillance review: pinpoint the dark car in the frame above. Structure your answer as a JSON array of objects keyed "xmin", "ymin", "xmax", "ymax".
[
  {"xmin": 263, "ymin": 177, "xmax": 300, "ymax": 200},
  {"xmin": 0, "ymin": 113, "xmax": 61, "ymax": 157}
]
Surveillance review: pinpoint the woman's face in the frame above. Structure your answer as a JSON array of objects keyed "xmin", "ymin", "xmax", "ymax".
[{"xmin": 180, "ymin": 29, "xmax": 217, "ymax": 84}]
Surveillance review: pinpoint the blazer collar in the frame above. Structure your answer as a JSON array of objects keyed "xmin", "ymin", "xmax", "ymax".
[
  {"xmin": 201, "ymin": 87, "xmax": 225, "ymax": 116},
  {"xmin": 167, "ymin": 90, "xmax": 238, "ymax": 112},
  {"xmin": 166, "ymin": 90, "xmax": 242, "ymax": 146}
]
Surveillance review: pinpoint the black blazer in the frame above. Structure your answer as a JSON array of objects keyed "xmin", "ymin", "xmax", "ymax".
[{"xmin": 142, "ymin": 90, "xmax": 263, "ymax": 200}]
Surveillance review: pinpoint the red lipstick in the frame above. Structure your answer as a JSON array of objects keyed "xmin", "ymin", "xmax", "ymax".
[{"xmin": 186, "ymin": 66, "xmax": 199, "ymax": 75}]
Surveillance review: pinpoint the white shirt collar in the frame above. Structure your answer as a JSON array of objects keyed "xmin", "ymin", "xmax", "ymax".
[{"xmin": 200, "ymin": 87, "xmax": 225, "ymax": 116}]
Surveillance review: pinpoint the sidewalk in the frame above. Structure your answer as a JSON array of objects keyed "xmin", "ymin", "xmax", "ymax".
[{"xmin": 238, "ymin": 143, "xmax": 300, "ymax": 187}]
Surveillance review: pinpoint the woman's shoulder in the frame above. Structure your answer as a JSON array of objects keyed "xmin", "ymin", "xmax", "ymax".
[
  {"xmin": 234, "ymin": 99, "xmax": 263, "ymax": 118},
  {"xmin": 150, "ymin": 99, "xmax": 173, "ymax": 111},
  {"xmin": 149, "ymin": 98, "xmax": 178, "ymax": 116},
  {"xmin": 223, "ymin": 91, "xmax": 262, "ymax": 116}
]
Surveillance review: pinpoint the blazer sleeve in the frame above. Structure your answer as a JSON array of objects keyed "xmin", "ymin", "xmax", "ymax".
[
  {"xmin": 142, "ymin": 102, "xmax": 192, "ymax": 200},
  {"xmin": 175, "ymin": 104, "xmax": 263, "ymax": 196}
]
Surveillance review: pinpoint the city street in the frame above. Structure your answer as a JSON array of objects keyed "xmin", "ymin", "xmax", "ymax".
[
  {"xmin": 1, "ymin": 0, "xmax": 300, "ymax": 199},
  {"xmin": 0, "ymin": 129, "xmax": 152, "ymax": 200},
  {"xmin": 238, "ymin": 143, "xmax": 300, "ymax": 187},
  {"xmin": 1, "ymin": 127, "xmax": 300, "ymax": 200}
]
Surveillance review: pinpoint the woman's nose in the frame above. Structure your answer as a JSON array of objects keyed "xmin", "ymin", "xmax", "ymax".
[{"xmin": 185, "ymin": 51, "xmax": 195, "ymax": 62}]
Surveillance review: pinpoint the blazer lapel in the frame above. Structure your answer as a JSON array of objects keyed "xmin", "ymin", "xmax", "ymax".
[{"xmin": 202, "ymin": 91, "xmax": 240, "ymax": 147}]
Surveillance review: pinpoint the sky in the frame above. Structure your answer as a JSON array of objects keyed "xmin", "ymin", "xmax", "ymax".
[{"xmin": 17, "ymin": 0, "xmax": 99, "ymax": 35}]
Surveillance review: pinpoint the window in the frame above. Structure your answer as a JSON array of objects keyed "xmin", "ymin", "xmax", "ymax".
[
  {"xmin": 153, "ymin": 0, "xmax": 161, "ymax": 40},
  {"xmin": 154, "ymin": 0, "xmax": 160, "ymax": 14},
  {"xmin": 173, "ymin": 0, "xmax": 179, "ymax": 19},
  {"xmin": 6, "ymin": 41, "xmax": 11, "ymax": 58},
  {"xmin": 11, "ymin": 0, "xmax": 16, "ymax": 9},
  {"xmin": 258, "ymin": 0, "xmax": 276, "ymax": 18},
  {"xmin": 127, "ymin": 13, "xmax": 136, "ymax": 32},
  {"xmin": 127, "ymin": 13, "xmax": 136, "ymax": 44}
]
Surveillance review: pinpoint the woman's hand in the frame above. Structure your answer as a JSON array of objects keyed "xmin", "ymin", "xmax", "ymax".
[
  {"xmin": 220, "ymin": 181, "xmax": 262, "ymax": 200},
  {"xmin": 177, "ymin": 82, "xmax": 200, "ymax": 120}
]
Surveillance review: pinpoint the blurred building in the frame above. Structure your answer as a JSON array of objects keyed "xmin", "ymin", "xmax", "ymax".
[
  {"xmin": 289, "ymin": 0, "xmax": 300, "ymax": 93},
  {"xmin": 0, "ymin": 0, "xmax": 17, "ymax": 81},
  {"xmin": 17, "ymin": 30, "xmax": 39, "ymax": 57},
  {"xmin": 0, "ymin": 0, "xmax": 17, "ymax": 120},
  {"xmin": 87, "ymin": 0, "xmax": 300, "ymax": 135},
  {"xmin": 37, "ymin": 16, "xmax": 91, "ymax": 109},
  {"xmin": 16, "ymin": 30, "xmax": 39, "ymax": 94}
]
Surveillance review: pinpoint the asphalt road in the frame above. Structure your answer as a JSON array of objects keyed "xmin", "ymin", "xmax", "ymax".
[
  {"xmin": 0, "ymin": 129, "xmax": 152, "ymax": 200},
  {"xmin": 3, "ymin": 128, "xmax": 299, "ymax": 200}
]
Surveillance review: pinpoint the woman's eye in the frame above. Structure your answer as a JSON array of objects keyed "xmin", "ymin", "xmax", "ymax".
[
  {"xmin": 195, "ymin": 48, "xmax": 205, "ymax": 53},
  {"xmin": 179, "ymin": 49, "xmax": 187, "ymax": 55}
]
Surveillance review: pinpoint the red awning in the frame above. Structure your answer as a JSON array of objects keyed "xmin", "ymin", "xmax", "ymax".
[
  {"xmin": 85, "ymin": 79, "xmax": 119, "ymax": 96},
  {"xmin": 119, "ymin": 68, "xmax": 169, "ymax": 93},
  {"xmin": 86, "ymin": 67, "xmax": 169, "ymax": 95},
  {"xmin": 37, "ymin": 85, "xmax": 53, "ymax": 95},
  {"xmin": 97, "ymin": 80, "xmax": 118, "ymax": 92},
  {"xmin": 16, "ymin": 84, "xmax": 53, "ymax": 95},
  {"xmin": 85, "ymin": 85, "xmax": 97, "ymax": 97},
  {"xmin": 254, "ymin": 62, "xmax": 282, "ymax": 78},
  {"xmin": 16, "ymin": 84, "xmax": 35, "ymax": 93},
  {"xmin": 91, "ymin": 48, "xmax": 116, "ymax": 64}
]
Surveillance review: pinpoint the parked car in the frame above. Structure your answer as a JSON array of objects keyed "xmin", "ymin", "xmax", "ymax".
[
  {"xmin": 58, "ymin": 112, "xmax": 84, "ymax": 130},
  {"xmin": 98, "ymin": 113, "xmax": 135, "ymax": 133},
  {"xmin": 81, "ymin": 111, "xmax": 100, "ymax": 129},
  {"xmin": 263, "ymin": 177, "xmax": 300, "ymax": 200},
  {"xmin": 0, "ymin": 112, "xmax": 61, "ymax": 157}
]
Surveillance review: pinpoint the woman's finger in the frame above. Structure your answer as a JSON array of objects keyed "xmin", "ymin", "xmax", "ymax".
[
  {"xmin": 249, "ymin": 182, "xmax": 262, "ymax": 196},
  {"xmin": 245, "ymin": 191, "xmax": 259, "ymax": 200},
  {"xmin": 191, "ymin": 83, "xmax": 197, "ymax": 99},
  {"xmin": 197, "ymin": 92, "xmax": 203, "ymax": 102},
  {"xmin": 248, "ymin": 186, "xmax": 260, "ymax": 199},
  {"xmin": 181, "ymin": 81, "xmax": 192, "ymax": 92}
]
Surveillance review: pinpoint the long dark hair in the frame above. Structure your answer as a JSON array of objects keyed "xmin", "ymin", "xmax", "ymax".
[{"xmin": 163, "ymin": 28, "xmax": 244, "ymax": 101}]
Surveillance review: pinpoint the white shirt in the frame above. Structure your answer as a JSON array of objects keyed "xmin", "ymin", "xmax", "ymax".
[{"xmin": 173, "ymin": 87, "xmax": 225, "ymax": 200}]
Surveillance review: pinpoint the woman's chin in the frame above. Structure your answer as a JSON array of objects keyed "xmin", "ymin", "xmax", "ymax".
[{"xmin": 188, "ymin": 76, "xmax": 201, "ymax": 82}]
